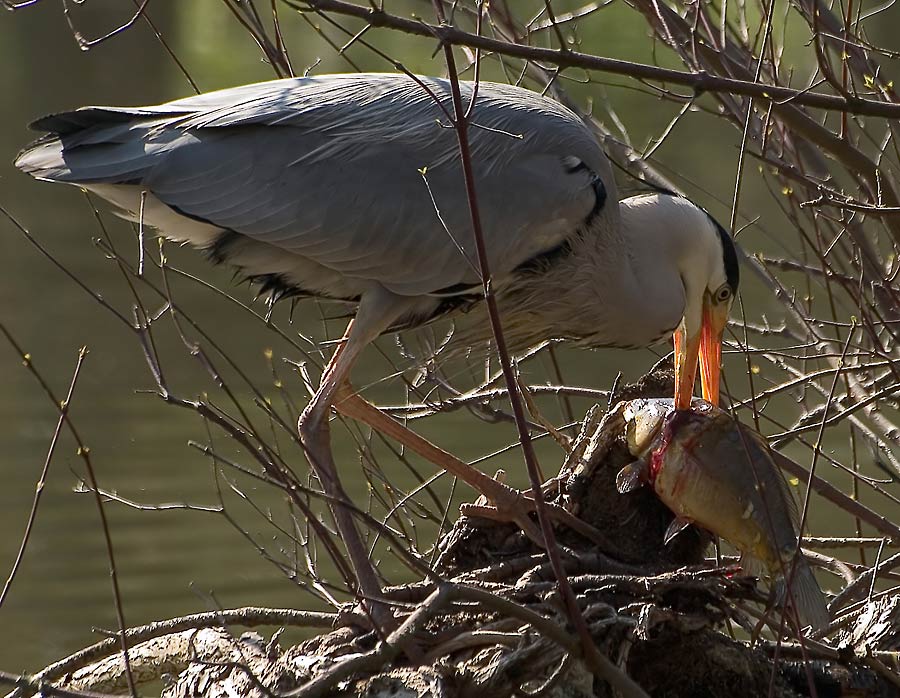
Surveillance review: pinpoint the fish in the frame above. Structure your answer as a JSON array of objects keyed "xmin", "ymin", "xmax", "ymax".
[{"xmin": 615, "ymin": 397, "xmax": 830, "ymax": 631}]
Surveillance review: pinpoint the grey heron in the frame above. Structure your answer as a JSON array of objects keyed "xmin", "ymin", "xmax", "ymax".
[{"xmin": 15, "ymin": 73, "xmax": 739, "ymax": 608}]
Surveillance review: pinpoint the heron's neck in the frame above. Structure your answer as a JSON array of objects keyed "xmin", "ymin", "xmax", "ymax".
[
  {"xmin": 615, "ymin": 200, "xmax": 690, "ymax": 344},
  {"xmin": 491, "ymin": 199, "xmax": 687, "ymax": 350}
]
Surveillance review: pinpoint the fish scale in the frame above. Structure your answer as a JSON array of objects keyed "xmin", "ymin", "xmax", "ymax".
[{"xmin": 616, "ymin": 397, "xmax": 830, "ymax": 631}]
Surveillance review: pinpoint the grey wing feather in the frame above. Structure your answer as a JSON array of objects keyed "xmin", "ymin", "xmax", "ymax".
[{"xmin": 16, "ymin": 73, "xmax": 609, "ymax": 296}]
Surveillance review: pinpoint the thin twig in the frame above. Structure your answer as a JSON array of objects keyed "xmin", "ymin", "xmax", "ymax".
[
  {"xmin": 0, "ymin": 328, "xmax": 84, "ymax": 609},
  {"xmin": 287, "ymin": 0, "xmax": 900, "ymax": 119}
]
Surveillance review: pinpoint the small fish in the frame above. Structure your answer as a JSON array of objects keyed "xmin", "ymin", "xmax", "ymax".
[{"xmin": 616, "ymin": 397, "xmax": 830, "ymax": 631}]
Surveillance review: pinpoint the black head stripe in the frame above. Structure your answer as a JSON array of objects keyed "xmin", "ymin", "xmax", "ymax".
[{"xmin": 709, "ymin": 216, "xmax": 740, "ymax": 292}]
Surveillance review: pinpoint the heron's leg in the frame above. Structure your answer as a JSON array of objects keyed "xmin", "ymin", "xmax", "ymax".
[
  {"xmin": 298, "ymin": 292, "xmax": 411, "ymax": 625},
  {"xmin": 299, "ymin": 321, "xmax": 382, "ymax": 618},
  {"xmin": 333, "ymin": 386, "xmax": 521, "ymax": 497},
  {"xmin": 333, "ymin": 387, "xmax": 615, "ymax": 550}
]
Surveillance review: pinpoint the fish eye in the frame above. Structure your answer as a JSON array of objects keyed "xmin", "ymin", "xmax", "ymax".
[{"xmin": 714, "ymin": 285, "xmax": 732, "ymax": 303}]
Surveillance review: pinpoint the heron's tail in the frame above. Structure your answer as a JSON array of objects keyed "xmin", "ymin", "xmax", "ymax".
[{"xmin": 14, "ymin": 108, "xmax": 172, "ymax": 184}]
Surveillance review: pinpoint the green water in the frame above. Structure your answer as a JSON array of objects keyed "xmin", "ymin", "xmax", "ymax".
[{"xmin": 1, "ymin": 0, "xmax": 897, "ymax": 675}]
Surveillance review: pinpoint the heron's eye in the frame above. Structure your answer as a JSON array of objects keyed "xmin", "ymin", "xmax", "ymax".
[{"xmin": 714, "ymin": 285, "xmax": 732, "ymax": 303}]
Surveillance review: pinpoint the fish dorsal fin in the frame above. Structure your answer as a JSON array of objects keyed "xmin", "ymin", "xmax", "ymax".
[
  {"xmin": 663, "ymin": 517, "xmax": 693, "ymax": 545},
  {"xmin": 616, "ymin": 460, "xmax": 648, "ymax": 494},
  {"xmin": 739, "ymin": 424, "xmax": 801, "ymax": 530}
]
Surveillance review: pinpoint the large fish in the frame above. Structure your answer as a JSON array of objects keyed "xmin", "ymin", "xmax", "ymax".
[{"xmin": 615, "ymin": 398, "xmax": 830, "ymax": 631}]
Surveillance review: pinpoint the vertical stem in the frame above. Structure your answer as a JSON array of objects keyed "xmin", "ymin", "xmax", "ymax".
[{"xmin": 428, "ymin": 5, "xmax": 646, "ymax": 696}]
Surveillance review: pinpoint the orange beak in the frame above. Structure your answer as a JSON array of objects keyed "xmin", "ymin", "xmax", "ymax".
[{"xmin": 674, "ymin": 297, "xmax": 729, "ymax": 409}]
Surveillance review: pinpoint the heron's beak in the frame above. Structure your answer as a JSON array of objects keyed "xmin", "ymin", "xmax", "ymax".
[
  {"xmin": 699, "ymin": 299, "xmax": 729, "ymax": 406},
  {"xmin": 674, "ymin": 296, "xmax": 729, "ymax": 409}
]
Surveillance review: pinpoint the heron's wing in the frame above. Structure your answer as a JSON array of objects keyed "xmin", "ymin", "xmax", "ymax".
[{"xmin": 17, "ymin": 74, "xmax": 608, "ymax": 296}]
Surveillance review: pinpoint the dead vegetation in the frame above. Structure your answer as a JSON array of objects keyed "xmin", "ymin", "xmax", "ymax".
[{"xmin": 3, "ymin": 0, "xmax": 900, "ymax": 696}]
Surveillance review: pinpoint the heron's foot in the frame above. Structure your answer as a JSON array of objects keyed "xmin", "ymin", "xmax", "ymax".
[
  {"xmin": 460, "ymin": 477, "xmax": 616, "ymax": 552},
  {"xmin": 460, "ymin": 469, "xmax": 544, "ymax": 544}
]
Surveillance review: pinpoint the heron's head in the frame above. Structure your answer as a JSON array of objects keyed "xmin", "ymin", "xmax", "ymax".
[{"xmin": 665, "ymin": 197, "xmax": 739, "ymax": 409}]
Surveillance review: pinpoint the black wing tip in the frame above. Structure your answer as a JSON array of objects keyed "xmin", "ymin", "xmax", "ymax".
[
  {"xmin": 27, "ymin": 111, "xmax": 90, "ymax": 135},
  {"xmin": 28, "ymin": 114, "xmax": 63, "ymax": 133},
  {"xmin": 27, "ymin": 106, "xmax": 162, "ymax": 136}
]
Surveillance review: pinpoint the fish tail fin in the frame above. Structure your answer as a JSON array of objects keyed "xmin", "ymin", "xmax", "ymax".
[{"xmin": 777, "ymin": 558, "xmax": 830, "ymax": 632}]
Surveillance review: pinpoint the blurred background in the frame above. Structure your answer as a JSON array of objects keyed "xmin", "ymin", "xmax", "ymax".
[{"xmin": 1, "ymin": 0, "xmax": 897, "ymax": 673}]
